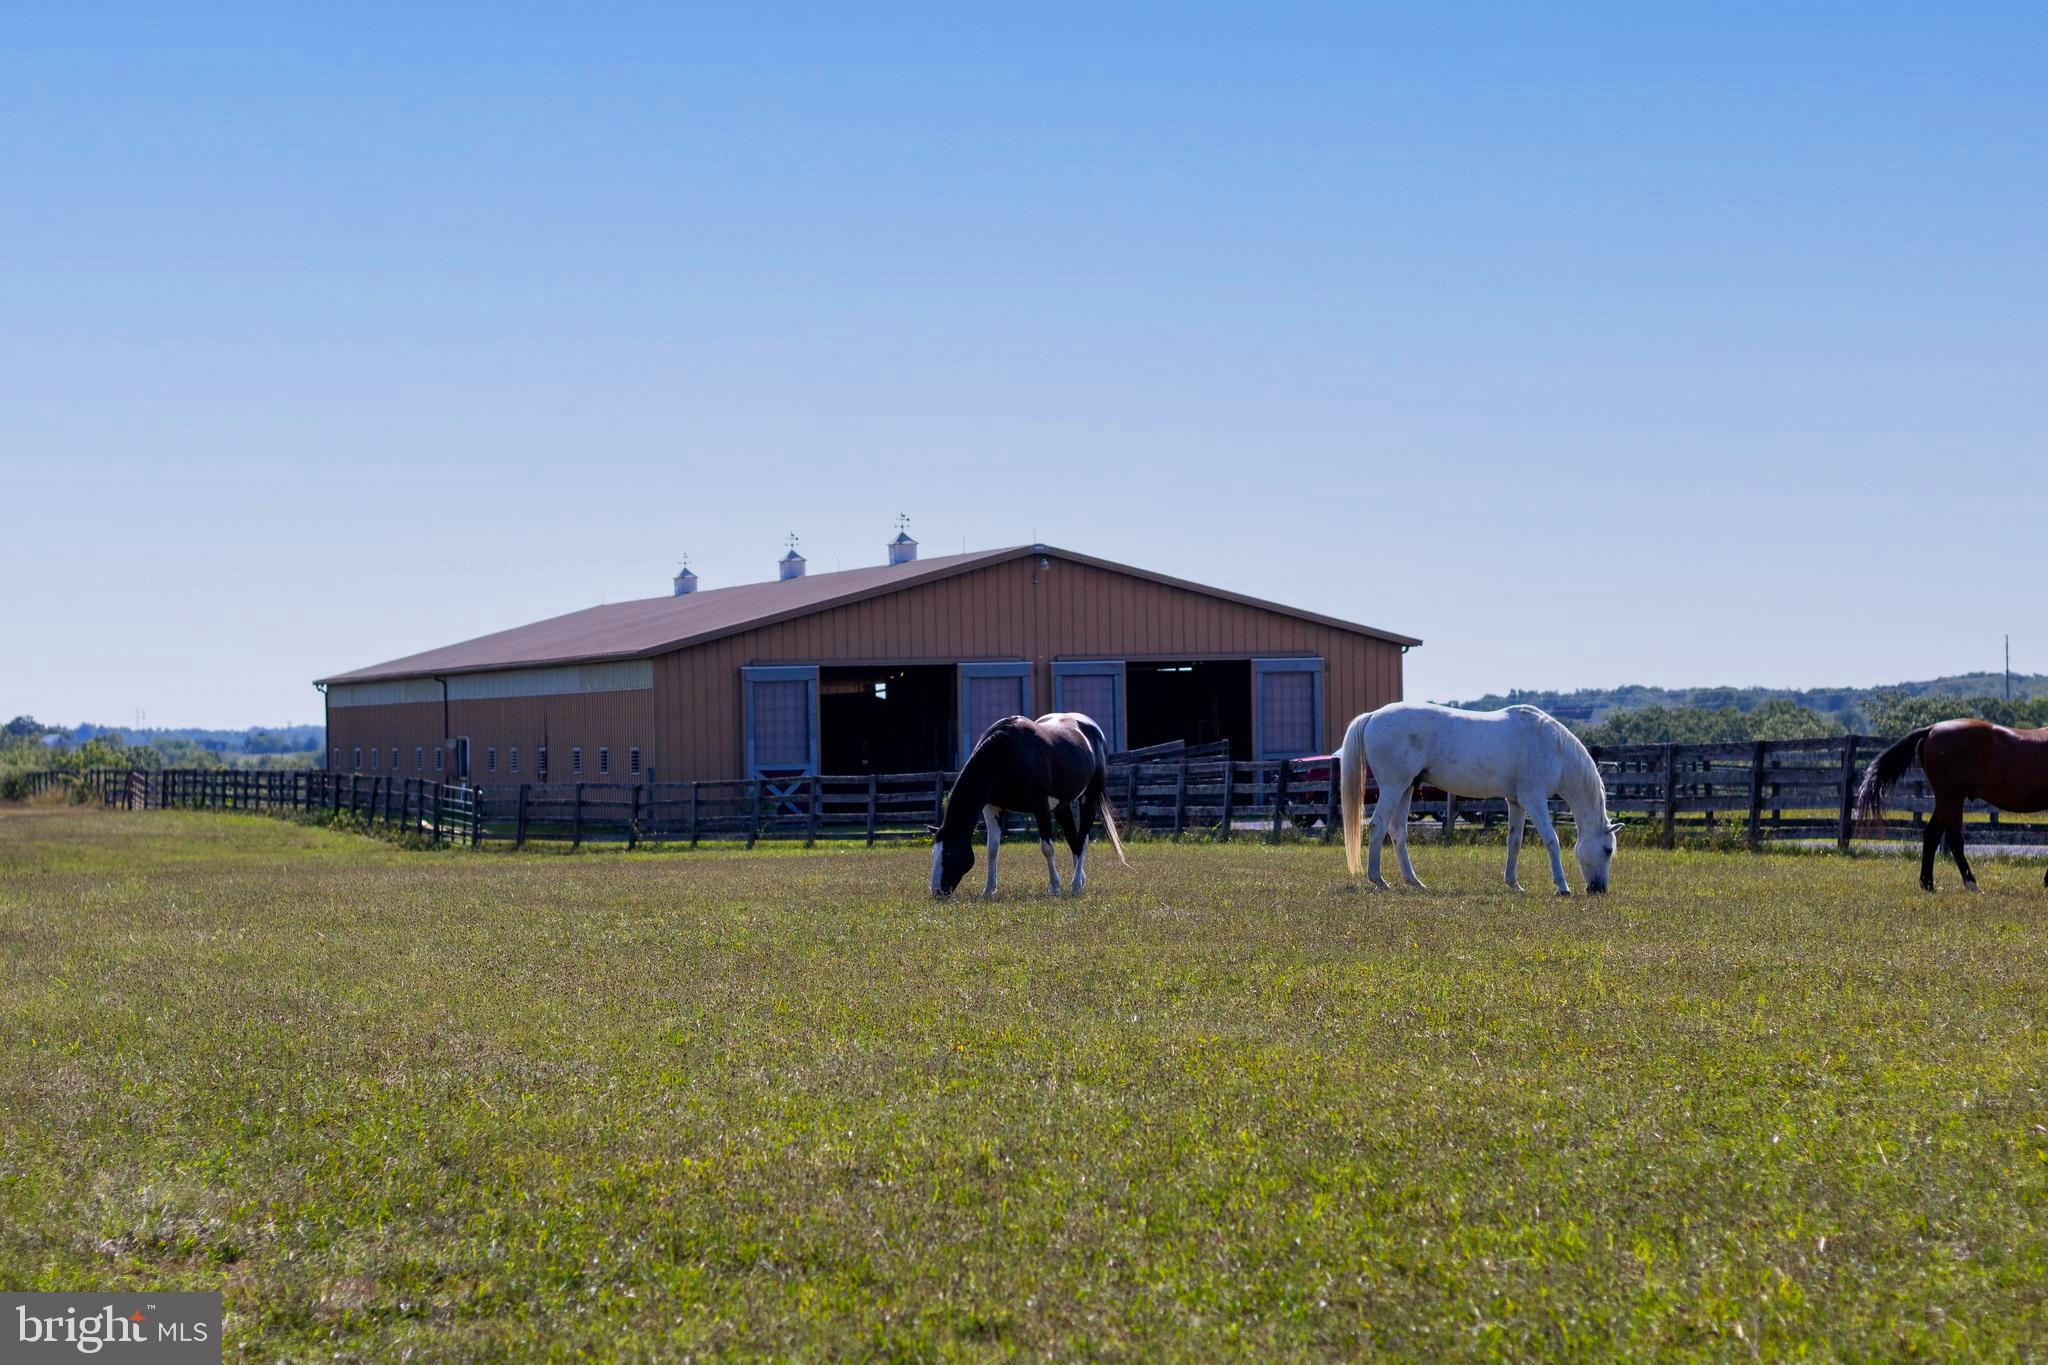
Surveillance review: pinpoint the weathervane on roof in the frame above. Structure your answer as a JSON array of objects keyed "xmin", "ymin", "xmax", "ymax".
[
  {"xmin": 779, "ymin": 533, "xmax": 807, "ymax": 580},
  {"xmin": 888, "ymin": 514, "xmax": 919, "ymax": 564}
]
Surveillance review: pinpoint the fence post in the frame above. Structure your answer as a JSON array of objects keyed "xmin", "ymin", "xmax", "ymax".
[
  {"xmin": 933, "ymin": 774, "xmax": 946, "ymax": 827},
  {"xmin": 1660, "ymin": 744, "xmax": 1678, "ymax": 850},
  {"xmin": 627, "ymin": 784, "xmax": 640, "ymax": 850},
  {"xmin": 1270, "ymin": 760, "xmax": 1289, "ymax": 843},
  {"xmin": 688, "ymin": 782, "xmax": 700, "ymax": 848},
  {"xmin": 1219, "ymin": 762, "xmax": 1235, "ymax": 840},
  {"xmin": 865, "ymin": 775, "xmax": 879, "ymax": 847},
  {"xmin": 1171, "ymin": 763, "xmax": 1188, "ymax": 838},
  {"xmin": 1746, "ymin": 741, "xmax": 1766, "ymax": 851},
  {"xmin": 572, "ymin": 783, "xmax": 584, "ymax": 848},
  {"xmin": 515, "ymin": 784, "xmax": 530, "ymax": 847},
  {"xmin": 748, "ymin": 780, "xmax": 763, "ymax": 849},
  {"xmin": 471, "ymin": 787, "xmax": 482, "ymax": 847},
  {"xmin": 1836, "ymin": 735, "xmax": 1859, "ymax": 851},
  {"xmin": 805, "ymin": 774, "xmax": 820, "ymax": 847}
]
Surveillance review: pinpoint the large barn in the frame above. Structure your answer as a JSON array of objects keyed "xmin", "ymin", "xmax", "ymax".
[{"xmin": 315, "ymin": 539, "xmax": 1419, "ymax": 786}]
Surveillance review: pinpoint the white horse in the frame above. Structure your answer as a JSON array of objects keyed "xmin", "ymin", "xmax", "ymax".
[{"xmin": 1340, "ymin": 702, "xmax": 1620, "ymax": 895}]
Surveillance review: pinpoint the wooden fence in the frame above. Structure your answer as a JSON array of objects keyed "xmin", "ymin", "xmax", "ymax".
[
  {"xmin": 67, "ymin": 767, "xmax": 482, "ymax": 845},
  {"xmin": 12, "ymin": 770, "xmax": 75, "ymax": 799},
  {"xmin": 36, "ymin": 734, "xmax": 2041, "ymax": 852}
]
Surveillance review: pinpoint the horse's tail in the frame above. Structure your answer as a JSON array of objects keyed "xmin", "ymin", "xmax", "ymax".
[
  {"xmin": 1097, "ymin": 786, "xmax": 1130, "ymax": 867},
  {"xmin": 1073, "ymin": 714, "xmax": 1131, "ymax": 867},
  {"xmin": 1341, "ymin": 712, "xmax": 1371, "ymax": 875},
  {"xmin": 1856, "ymin": 726, "xmax": 1931, "ymax": 824}
]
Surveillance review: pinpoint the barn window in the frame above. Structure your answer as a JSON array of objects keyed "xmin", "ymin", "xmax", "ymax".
[
  {"xmin": 572, "ymin": 747, "xmax": 583, "ymax": 775},
  {"xmin": 487, "ymin": 747, "xmax": 497, "ymax": 774},
  {"xmin": 509, "ymin": 746, "xmax": 519, "ymax": 773},
  {"xmin": 1253, "ymin": 658, "xmax": 1323, "ymax": 761},
  {"xmin": 538, "ymin": 746, "xmax": 548, "ymax": 777},
  {"xmin": 415, "ymin": 746, "xmax": 424, "ymax": 771},
  {"xmin": 390, "ymin": 748, "xmax": 398, "ymax": 771},
  {"xmin": 332, "ymin": 747, "xmax": 341, "ymax": 768},
  {"xmin": 352, "ymin": 747, "xmax": 361, "ymax": 770},
  {"xmin": 435, "ymin": 747, "xmax": 444, "ymax": 773},
  {"xmin": 629, "ymin": 747, "xmax": 641, "ymax": 775},
  {"xmin": 370, "ymin": 747, "xmax": 380, "ymax": 770},
  {"xmin": 752, "ymin": 685, "xmax": 810, "ymax": 764}
]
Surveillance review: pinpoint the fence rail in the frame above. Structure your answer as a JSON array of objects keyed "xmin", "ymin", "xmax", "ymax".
[{"xmin": 26, "ymin": 733, "xmax": 2040, "ymax": 852}]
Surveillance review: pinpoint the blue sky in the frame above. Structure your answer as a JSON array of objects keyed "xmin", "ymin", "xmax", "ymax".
[{"xmin": 4, "ymin": 4, "xmax": 2041, "ymax": 728}]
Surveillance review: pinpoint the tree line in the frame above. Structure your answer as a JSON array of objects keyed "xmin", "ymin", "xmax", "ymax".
[{"xmin": 1575, "ymin": 693, "xmax": 2048, "ymax": 746}]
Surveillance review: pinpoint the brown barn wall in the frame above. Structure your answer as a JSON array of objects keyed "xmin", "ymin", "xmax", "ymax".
[
  {"xmin": 651, "ymin": 554, "xmax": 1404, "ymax": 781},
  {"xmin": 326, "ymin": 691, "xmax": 656, "ymax": 781}
]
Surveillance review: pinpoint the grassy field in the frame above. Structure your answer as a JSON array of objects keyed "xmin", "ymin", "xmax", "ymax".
[{"xmin": 3, "ymin": 806, "xmax": 2046, "ymax": 1360}]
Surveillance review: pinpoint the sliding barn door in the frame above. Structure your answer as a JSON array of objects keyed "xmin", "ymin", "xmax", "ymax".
[
  {"xmin": 1252, "ymin": 657, "xmax": 1324, "ymax": 761},
  {"xmin": 958, "ymin": 662, "xmax": 1032, "ymax": 766},
  {"xmin": 1052, "ymin": 660, "xmax": 1126, "ymax": 754},
  {"xmin": 743, "ymin": 667, "xmax": 820, "ymax": 813}
]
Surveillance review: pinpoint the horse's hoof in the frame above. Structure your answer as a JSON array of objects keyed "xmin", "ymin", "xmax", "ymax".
[
  {"xmin": 1506, "ymin": 881, "xmax": 1524, "ymax": 893},
  {"xmin": 1556, "ymin": 889, "xmax": 1572, "ymax": 897},
  {"xmin": 1368, "ymin": 877, "xmax": 1390, "ymax": 891},
  {"xmin": 1920, "ymin": 882, "xmax": 1936, "ymax": 894},
  {"xmin": 1964, "ymin": 882, "xmax": 1981, "ymax": 894}
]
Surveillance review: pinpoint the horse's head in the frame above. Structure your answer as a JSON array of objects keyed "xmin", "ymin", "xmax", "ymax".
[
  {"xmin": 1576, "ymin": 820, "xmax": 1622, "ymax": 894},
  {"xmin": 928, "ymin": 823, "xmax": 974, "ymax": 897}
]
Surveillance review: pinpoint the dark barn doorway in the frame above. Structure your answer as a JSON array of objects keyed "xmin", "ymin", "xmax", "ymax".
[
  {"xmin": 1124, "ymin": 660, "xmax": 1253, "ymax": 755},
  {"xmin": 820, "ymin": 665, "xmax": 956, "ymax": 773}
]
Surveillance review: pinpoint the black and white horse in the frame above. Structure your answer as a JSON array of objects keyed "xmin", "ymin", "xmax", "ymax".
[{"xmin": 930, "ymin": 712, "xmax": 1128, "ymax": 897}]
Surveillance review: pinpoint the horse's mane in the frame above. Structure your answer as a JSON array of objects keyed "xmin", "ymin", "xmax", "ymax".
[{"xmin": 1528, "ymin": 708, "xmax": 1608, "ymax": 818}]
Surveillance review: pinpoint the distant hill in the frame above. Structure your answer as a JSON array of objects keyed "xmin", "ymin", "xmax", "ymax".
[{"xmin": 1445, "ymin": 674, "xmax": 2048, "ymax": 732}]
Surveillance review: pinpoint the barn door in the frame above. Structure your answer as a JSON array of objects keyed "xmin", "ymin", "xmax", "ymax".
[
  {"xmin": 1052, "ymin": 660, "xmax": 1125, "ymax": 754},
  {"xmin": 958, "ymin": 662, "xmax": 1032, "ymax": 766},
  {"xmin": 1252, "ymin": 657, "xmax": 1324, "ymax": 761},
  {"xmin": 743, "ymin": 667, "xmax": 820, "ymax": 814}
]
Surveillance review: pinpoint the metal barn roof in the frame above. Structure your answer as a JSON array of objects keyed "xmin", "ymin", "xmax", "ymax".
[{"xmin": 316, "ymin": 545, "xmax": 1421, "ymax": 685}]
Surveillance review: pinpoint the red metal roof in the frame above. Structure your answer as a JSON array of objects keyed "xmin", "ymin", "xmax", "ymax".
[{"xmin": 316, "ymin": 545, "xmax": 1421, "ymax": 684}]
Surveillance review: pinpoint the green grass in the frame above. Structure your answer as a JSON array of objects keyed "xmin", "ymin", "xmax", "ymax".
[{"xmin": 3, "ymin": 806, "xmax": 2046, "ymax": 1360}]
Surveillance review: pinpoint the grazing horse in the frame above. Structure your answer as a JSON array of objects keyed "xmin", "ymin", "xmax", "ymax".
[
  {"xmin": 929, "ymin": 712, "xmax": 1129, "ymax": 898},
  {"xmin": 1341, "ymin": 702, "xmax": 1620, "ymax": 895},
  {"xmin": 1855, "ymin": 720, "xmax": 2048, "ymax": 892}
]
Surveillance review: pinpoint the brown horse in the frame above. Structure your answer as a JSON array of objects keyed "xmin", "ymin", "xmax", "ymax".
[{"xmin": 1856, "ymin": 720, "xmax": 2048, "ymax": 892}]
